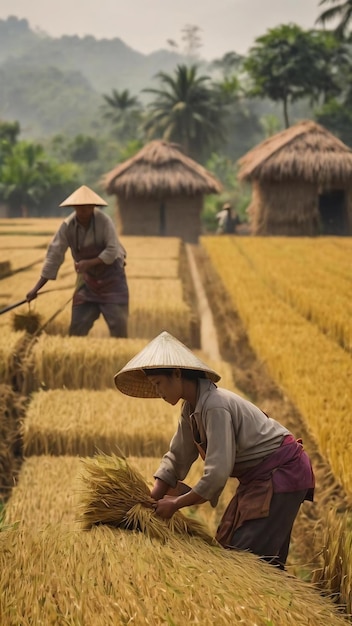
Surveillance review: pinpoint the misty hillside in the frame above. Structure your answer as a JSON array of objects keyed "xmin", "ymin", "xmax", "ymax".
[{"xmin": 0, "ymin": 16, "xmax": 185, "ymax": 138}]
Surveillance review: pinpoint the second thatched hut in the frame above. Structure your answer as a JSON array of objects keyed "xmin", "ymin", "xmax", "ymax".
[
  {"xmin": 102, "ymin": 140, "xmax": 222, "ymax": 243},
  {"xmin": 238, "ymin": 120, "xmax": 352, "ymax": 236}
]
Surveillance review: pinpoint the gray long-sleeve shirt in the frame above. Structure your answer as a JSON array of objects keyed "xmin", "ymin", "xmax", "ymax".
[
  {"xmin": 41, "ymin": 208, "xmax": 126, "ymax": 280},
  {"xmin": 154, "ymin": 379, "xmax": 289, "ymax": 507}
]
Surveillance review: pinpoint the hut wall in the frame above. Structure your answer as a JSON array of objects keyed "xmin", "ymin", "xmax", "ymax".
[
  {"xmin": 249, "ymin": 181, "xmax": 319, "ymax": 236},
  {"xmin": 0, "ymin": 204, "xmax": 9, "ymax": 218},
  {"xmin": 344, "ymin": 185, "xmax": 352, "ymax": 235},
  {"xmin": 116, "ymin": 195, "xmax": 203, "ymax": 243}
]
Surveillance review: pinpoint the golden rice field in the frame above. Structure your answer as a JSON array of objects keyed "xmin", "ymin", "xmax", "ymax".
[
  {"xmin": 1, "ymin": 219, "xmax": 352, "ymax": 623},
  {"xmin": 1, "ymin": 455, "xmax": 348, "ymax": 626},
  {"xmin": 201, "ymin": 236, "xmax": 352, "ymax": 496}
]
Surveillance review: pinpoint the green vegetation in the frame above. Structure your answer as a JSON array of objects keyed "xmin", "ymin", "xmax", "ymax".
[
  {"xmin": 317, "ymin": 0, "xmax": 352, "ymax": 38},
  {"xmin": 244, "ymin": 24, "xmax": 345, "ymax": 127},
  {"xmin": 143, "ymin": 64, "xmax": 230, "ymax": 161},
  {"xmin": 1, "ymin": 9, "xmax": 352, "ymax": 224}
]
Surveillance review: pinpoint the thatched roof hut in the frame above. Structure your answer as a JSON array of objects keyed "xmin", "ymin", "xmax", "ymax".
[
  {"xmin": 238, "ymin": 120, "xmax": 352, "ymax": 236},
  {"xmin": 102, "ymin": 140, "xmax": 222, "ymax": 243}
]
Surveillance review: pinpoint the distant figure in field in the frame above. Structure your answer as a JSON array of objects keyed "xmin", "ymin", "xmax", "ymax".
[
  {"xmin": 216, "ymin": 202, "xmax": 240, "ymax": 234},
  {"xmin": 26, "ymin": 185, "xmax": 129, "ymax": 337}
]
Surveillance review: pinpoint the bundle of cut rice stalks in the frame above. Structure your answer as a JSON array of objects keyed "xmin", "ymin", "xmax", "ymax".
[
  {"xmin": 78, "ymin": 453, "xmax": 214, "ymax": 545},
  {"xmin": 0, "ymin": 260, "xmax": 11, "ymax": 278},
  {"xmin": 12, "ymin": 311, "xmax": 42, "ymax": 335}
]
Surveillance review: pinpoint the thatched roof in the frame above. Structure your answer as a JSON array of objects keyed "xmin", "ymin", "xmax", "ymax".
[
  {"xmin": 238, "ymin": 120, "xmax": 352, "ymax": 184},
  {"xmin": 102, "ymin": 140, "xmax": 222, "ymax": 198}
]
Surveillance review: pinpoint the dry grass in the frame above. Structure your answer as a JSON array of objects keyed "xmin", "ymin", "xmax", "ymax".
[
  {"xmin": 0, "ymin": 331, "xmax": 26, "ymax": 384},
  {"xmin": 78, "ymin": 454, "xmax": 213, "ymax": 544},
  {"xmin": 22, "ymin": 389, "xmax": 180, "ymax": 457},
  {"xmin": 0, "ymin": 248, "xmax": 45, "ymax": 272},
  {"xmin": 12, "ymin": 311, "xmax": 43, "ymax": 335},
  {"xmin": 103, "ymin": 140, "xmax": 222, "ymax": 196},
  {"xmin": 22, "ymin": 336, "xmax": 149, "ymax": 393},
  {"xmin": 313, "ymin": 509, "xmax": 352, "ymax": 616},
  {"xmin": 0, "ymin": 385, "xmax": 25, "ymax": 499},
  {"xmin": 21, "ymin": 358, "xmax": 237, "ymax": 456},
  {"xmin": 235, "ymin": 237, "xmax": 352, "ymax": 351},
  {"xmin": 0, "ymin": 524, "xmax": 348, "ymax": 625},
  {"xmin": 2, "ymin": 457, "xmax": 349, "ymax": 625},
  {"xmin": 4, "ymin": 455, "xmax": 236, "ymax": 536},
  {"xmin": 121, "ymin": 236, "xmax": 181, "ymax": 259},
  {"xmin": 238, "ymin": 119, "xmax": 352, "ymax": 184},
  {"xmin": 202, "ymin": 236, "xmax": 352, "ymax": 497},
  {"xmin": 0, "ymin": 217, "xmax": 62, "ymax": 233}
]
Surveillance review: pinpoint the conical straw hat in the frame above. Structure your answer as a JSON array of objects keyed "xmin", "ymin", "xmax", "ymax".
[
  {"xmin": 114, "ymin": 331, "xmax": 221, "ymax": 398},
  {"xmin": 59, "ymin": 185, "xmax": 108, "ymax": 207}
]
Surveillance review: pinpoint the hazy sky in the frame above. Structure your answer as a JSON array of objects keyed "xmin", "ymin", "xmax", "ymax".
[{"xmin": 0, "ymin": 0, "xmax": 322, "ymax": 59}]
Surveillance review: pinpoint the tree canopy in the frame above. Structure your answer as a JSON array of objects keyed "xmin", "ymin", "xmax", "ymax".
[
  {"xmin": 316, "ymin": 0, "xmax": 352, "ymax": 38},
  {"xmin": 143, "ymin": 64, "xmax": 230, "ymax": 161},
  {"xmin": 244, "ymin": 24, "xmax": 344, "ymax": 127}
]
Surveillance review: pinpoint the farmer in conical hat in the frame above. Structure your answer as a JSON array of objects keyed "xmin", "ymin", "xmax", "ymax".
[
  {"xmin": 115, "ymin": 331, "xmax": 315, "ymax": 569},
  {"xmin": 26, "ymin": 185, "xmax": 129, "ymax": 337}
]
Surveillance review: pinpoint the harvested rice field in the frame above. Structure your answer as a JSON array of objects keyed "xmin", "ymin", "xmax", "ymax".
[
  {"xmin": 1, "ymin": 455, "xmax": 348, "ymax": 626},
  {"xmin": 0, "ymin": 220, "xmax": 352, "ymax": 623}
]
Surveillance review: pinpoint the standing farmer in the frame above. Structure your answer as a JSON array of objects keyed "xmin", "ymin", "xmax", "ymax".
[
  {"xmin": 114, "ymin": 331, "xmax": 315, "ymax": 569},
  {"xmin": 26, "ymin": 185, "xmax": 129, "ymax": 337}
]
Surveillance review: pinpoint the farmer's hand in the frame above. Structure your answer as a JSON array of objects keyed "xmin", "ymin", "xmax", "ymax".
[
  {"xmin": 75, "ymin": 260, "xmax": 91, "ymax": 274},
  {"xmin": 153, "ymin": 495, "xmax": 179, "ymax": 519},
  {"xmin": 26, "ymin": 288, "xmax": 38, "ymax": 302}
]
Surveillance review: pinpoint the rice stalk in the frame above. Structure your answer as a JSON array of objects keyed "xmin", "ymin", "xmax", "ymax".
[
  {"xmin": 78, "ymin": 453, "xmax": 214, "ymax": 544},
  {"xmin": 12, "ymin": 311, "xmax": 42, "ymax": 334}
]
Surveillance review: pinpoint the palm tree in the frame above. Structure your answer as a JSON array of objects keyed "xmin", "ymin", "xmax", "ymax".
[
  {"xmin": 143, "ymin": 64, "xmax": 227, "ymax": 161},
  {"xmin": 102, "ymin": 89, "xmax": 142, "ymax": 142},
  {"xmin": 316, "ymin": 0, "xmax": 352, "ymax": 38}
]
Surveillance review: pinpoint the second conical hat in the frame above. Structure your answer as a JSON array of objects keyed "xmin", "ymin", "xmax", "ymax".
[
  {"xmin": 114, "ymin": 331, "xmax": 221, "ymax": 398},
  {"xmin": 59, "ymin": 185, "xmax": 108, "ymax": 207}
]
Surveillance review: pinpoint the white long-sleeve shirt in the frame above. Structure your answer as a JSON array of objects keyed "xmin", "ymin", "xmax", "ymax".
[
  {"xmin": 41, "ymin": 208, "xmax": 126, "ymax": 280},
  {"xmin": 154, "ymin": 379, "xmax": 289, "ymax": 507}
]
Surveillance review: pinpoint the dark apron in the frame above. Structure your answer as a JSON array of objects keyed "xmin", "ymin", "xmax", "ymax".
[
  {"xmin": 189, "ymin": 409, "xmax": 314, "ymax": 546},
  {"xmin": 68, "ymin": 220, "xmax": 129, "ymax": 307}
]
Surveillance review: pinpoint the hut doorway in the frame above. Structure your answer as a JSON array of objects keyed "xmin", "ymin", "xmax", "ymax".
[{"xmin": 318, "ymin": 189, "xmax": 347, "ymax": 235}]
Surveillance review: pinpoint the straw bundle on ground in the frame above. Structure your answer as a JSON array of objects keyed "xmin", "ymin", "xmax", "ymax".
[
  {"xmin": 126, "ymin": 257, "xmax": 179, "ymax": 279},
  {"xmin": 0, "ymin": 260, "xmax": 11, "ymax": 278},
  {"xmin": 22, "ymin": 389, "xmax": 180, "ymax": 457},
  {"xmin": 4, "ymin": 455, "xmax": 236, "ymax": 537},
  {"xmin": 3, "ymin": 455, "xmax": 83, "ymax": 528},
  {"xmin": 21, "ymin": 359, "xmax": 237, "ymax": 457},
  {"xmin": 121, "ymin": 236, "xmax": 181, "ymax": 259},
  {"xmin": 0, "ymin": 217, "xmax": 62, "ymax": 233},
  {"xmin": 12, "ymin": 311, "xmax": 42, "ymax": 335},
  {"xmin": 0, "ymin": 385, "xmax": 25, "ymax": 499},
  {"xmin": 312, "ymin": 509, "xmax": 352, "ymax": 616},
  {"xmin": 128, "ymin": 278, "xmax": 193, "ymax": 343},
  {"xmin": 0, "ymin": 234, "xmax": 51, "ymax": 249},
  {"xmin": 78, "ymin": 453, "xmax": 213, "ymax": 544},
  {"xmin": 0, "ymin": 524, "xmax": 348, "ymax": 625},
  {"xmin": 22, "ymin": 336, "xmax": 148, "ymax": 392},
  {"xmin": 0, "ymin": 330, "xmax": 26, "ymax": 384},
  {"xmin": 0, "ymin": 249, "xmax": 45, "ymax": 273}
]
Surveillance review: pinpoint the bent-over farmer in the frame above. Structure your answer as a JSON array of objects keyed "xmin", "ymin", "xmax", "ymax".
[{"xmin": 114, "ymin": 331, "xmax": 315, "ymax": 569}]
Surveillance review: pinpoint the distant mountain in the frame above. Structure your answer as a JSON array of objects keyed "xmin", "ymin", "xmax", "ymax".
[{"xmin": 0, "ymin": 16, "xmax": 185, "ymax": 138}]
